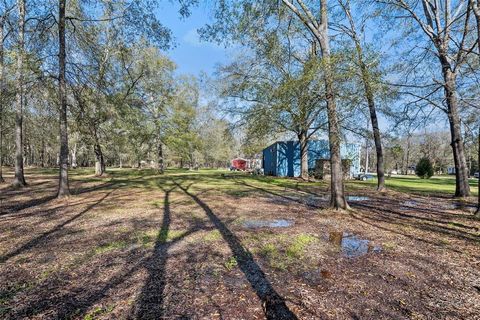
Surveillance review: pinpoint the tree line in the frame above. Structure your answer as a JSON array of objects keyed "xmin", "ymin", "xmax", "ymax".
[
  {"xmin": 0, "ymin": 0, "xmax": 478, "ymax": 212},
  {"xmin": 204, "ymin": 0, "xmax": 480, "ymax": 209},
  {"xmin": 0, "ymin": 0, "xmax": 235, "ymax": 197}
]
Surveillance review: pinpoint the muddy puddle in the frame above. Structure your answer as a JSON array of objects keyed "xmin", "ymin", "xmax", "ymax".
[
  {"xmin": 243, "ymin": 219, "xmax": 294, "ymax": 229},
  {"xmin": 400, "ymin": 200, "xmax": 419, "ymax": 210},
  {"xmin": 347, "ymin": 196, "xmax": 370, "ymax": 201},
  {"xmin": 328, "ymin": 231, "xmax": 381, "ymax": 257}
]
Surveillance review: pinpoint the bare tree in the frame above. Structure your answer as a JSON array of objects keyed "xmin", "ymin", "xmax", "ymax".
[
  {"xmin": 12, "ymin": 0, "xmax": 26, "ymax": 187},
  {"xmin": 282, "ymin": 0, "xmax": 349, "ymax": 209},
  {"xmin": 0, "ymin": 7, "xmax": 9, "ymax": 183},
  {"xmin": 57, "ymin": 0, "xmax": 70, "ymax": 197},
  {"xmin": 337, "ymin": 0, "xmax": 386, "ymax": 191},
  {"xmin": 381, "ymin": 0, "xmax": 473, "ymax": 197}
]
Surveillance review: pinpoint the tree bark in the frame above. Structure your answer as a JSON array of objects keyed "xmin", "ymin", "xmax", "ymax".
[
  {"xmin": 40, "ymin": 138, "xmax": 45, "ymax": 167},
  {"xmin": 13, "ymin": 0, "xmax": 26, "ymax": 187},
  {"xmin": 475, "ymin": 126, "xmax": 479, "ymax": 218},
  {"xmin": 0, "ymin": 17, "xmax": 5, "ymax": 183},
  {"xmin": 157, "ymin": 140, "xmax": 164, "ymax": 173},
  {"xmin": 57, "ymin": 0, "xmax": 70, "ymax": 197},
  {"xmin": 365, "ymin": 136, "xmax": 369, "ymax": 173},
  {"xmin": 279, "ymin": 0, "xmax": 348, "ymax": 209},
  {"xmin": 405, "ymin": 135, "xmax": 411, "ymax": 174},
  {"xmin": 318, "ymin": 1, "xmax": 348, "ymax": 210},
  {"xmin": 94, "ymin": 143, "xmax": 105, "ymax": 176},
  {"xmin": 440, "ymin": 62, "xmax": 470, "ymax": 197},
  {"xmin": 71, "ymin": 143, "xmax": 77, "ymax": 169},
  {"xmin": 342, "ymin": 1, "xmax": 386, "ymax": 191},
  {"xmin": 324, "ymin": 74, "xmax": 348, "ymax": 209},
  {"xmin": 299, "ymin": 131, "xmax": 308, "ymax": 180}
]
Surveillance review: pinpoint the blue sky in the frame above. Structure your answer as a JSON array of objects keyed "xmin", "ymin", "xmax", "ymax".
[
  {"xmin": 155, "ymin": 3, "xmax": 451, "ymax": 135},
  {"xmin": 157, "ymin": 3, "xmax": 232, "ymax": 76}
]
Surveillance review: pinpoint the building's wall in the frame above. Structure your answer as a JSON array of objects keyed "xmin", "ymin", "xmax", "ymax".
[
  {"xmin": 276, "ymin": 141, "xmax": 300, "ymax": 177},
  {"xmin": 263, "ymin": 139, "xmax": 361, "ymax": 178},
  {"xmin": 262, "ymin": 143, "xmax": 277, "ymax": 176}
]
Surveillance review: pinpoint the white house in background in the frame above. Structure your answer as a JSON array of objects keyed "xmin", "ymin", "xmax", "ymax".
[{"xmin": 447, "ymin": 167, "xmax": 456, "ymax": 175}]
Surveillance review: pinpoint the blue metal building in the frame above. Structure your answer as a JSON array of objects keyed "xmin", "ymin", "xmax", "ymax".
[{"xmin": 262, "ymin": 139, "xmax": 360, "ymax": 178}]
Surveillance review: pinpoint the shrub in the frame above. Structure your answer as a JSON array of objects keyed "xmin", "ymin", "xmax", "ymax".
[{"xmin": 416, "ymin": 157, "xmax": 434, "ymax": 179}]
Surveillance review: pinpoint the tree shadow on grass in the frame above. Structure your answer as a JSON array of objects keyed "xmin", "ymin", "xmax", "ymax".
[
  {"xmin": 234, "ymin": 179, "xmax": 324, "ymax": 209},
  {"xmin": 9, "ymin": 184, "xmax": 203, "ymax": 319},
  {"xmin": 132, "ymin": 185, "xmax": 173, "ymax": 319},
  {"xmin": 132, "ymin": 182, "xmax": 208, "ymax": 319},
  {"xmin": 0, "ymin": 179, "xmax": 116, "ymax": 217},
  {"xmin": 173, "ymin": 179, "xmax": 298, "ymax": 320},
  {"xmin": 0, "ymin": 188, "xmax": 117, "ymax": 263},
  {"xmin": 351, "ymin": 201, "xmax": 480, "ymax": 244}
]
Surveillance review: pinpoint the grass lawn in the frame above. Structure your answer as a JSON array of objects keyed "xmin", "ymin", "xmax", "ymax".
[
  {"xmin": 349, "ymin": 174, "xmax": 479, "ymax": 197},
  {"xmin": 0, "ymin": 167, "xmax": 479, "ymax": 319}
]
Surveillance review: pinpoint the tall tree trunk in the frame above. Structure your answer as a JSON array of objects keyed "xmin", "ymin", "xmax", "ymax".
[
  {"xmin": 405, "ymin": 135, "xmax": 411, "ymax": 175},
  {"xmin": 299, "ymin": 131, "xmax": 308, "ymax": 180},
  {"xmin": 71, "ymin": 143, "xmax": 77, "ymax": 169},
  {"xmin": 13, "ymin": 0, "xmax": 26, "ymax": 187},
  {"xmin": 317, "ymin": 2, "xmax": 348, "ymax": 210},
  {"xmin": 324, "ymin": 74, "xmax": 348, "ymax": 209},
  {"xmin": 475, "ymin": 126, "xmax": 479, "ymax": 218},
  {"xmin": 0, "ymin": 17, "xmax": 5, "ymax": 183},
  {"xmin": 0, "ymin": 106, "xmax": 3, "ymax": 183},
  {"xmin": 57, "ymin": 0, "xmax": 70, "ymax": 197},
  {"xmin": 94, "ymin": 143, "xmax": 105, "ymax": 176},
  {"xmin": 441, "ymin": 63, "xmax": 470, "ymax": 197},
  {"xmin": 342, "ymin": 1, "xmax": 386, "ymax": 191},
  {"xmin": 365, "ymin": 136, "xmax": 369, "ymax": 173},
  {"xmin": 157, "ymin": 140, "xmax": 164, "ymax": 173},
  {"xmin": 40, "ymin": 139, "xmax": 45, "ymax": 167},
  {"xmin": 280, "ymin": 0, "xmax": 348, "ymax": 209}
]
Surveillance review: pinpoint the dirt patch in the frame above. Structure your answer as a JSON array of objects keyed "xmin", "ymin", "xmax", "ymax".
[{"xmin": 0, "ymin": 169, "xmax": 479, "ymax": 319}]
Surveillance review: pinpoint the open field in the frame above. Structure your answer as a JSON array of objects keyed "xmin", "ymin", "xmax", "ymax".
[
  {"xmin": 0, "ymin": 168, "xmax": 479, "ymax": 319},
  {"xmin": 356, "ymin": 174, "xmax": 479, "ymax": 197}
]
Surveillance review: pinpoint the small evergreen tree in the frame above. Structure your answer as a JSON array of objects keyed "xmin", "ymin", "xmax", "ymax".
[{"xmin": 416, "ymin": 157, "xmax": 434, "ymax": 179}]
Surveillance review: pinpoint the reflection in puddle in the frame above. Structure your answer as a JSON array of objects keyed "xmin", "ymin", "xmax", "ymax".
[
  {"xmin": 400, "ymin": 200, "xmax": 419, "ymax": 210},
  {"xmin": 347, "ymin": 196, "xmax": 370, "ymax": 201},
  {"xmin": 328, "ymin": 231, "xmax": 381, "ymax": 257},
  {"xmin": 243, "ymin": 219, "xmax": 294, "ymax": 229},
  {"xmin": 402, "ymin": 200, "xmax": 418, "ymax": 207}
]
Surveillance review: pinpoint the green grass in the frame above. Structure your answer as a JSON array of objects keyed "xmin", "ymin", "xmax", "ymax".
[
  {"xmin": 20, "ymin": 166, "xmax": 479, "ymax": 198},
  {"xmin": 349, "ymin": 174, "xmax": 479, "ymax": 196},
  {"xmin": 286, "ymin": 234, "xmax": 318, "ymax": 258}
]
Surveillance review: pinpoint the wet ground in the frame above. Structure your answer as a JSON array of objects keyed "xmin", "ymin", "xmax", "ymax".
[
  {"xmin": 0, "ymin": 169, "xmax": 479, "ymax": 319},
  {"xmin": 243, "ymin": 219, "xmax": 295, "ymax": 228}
]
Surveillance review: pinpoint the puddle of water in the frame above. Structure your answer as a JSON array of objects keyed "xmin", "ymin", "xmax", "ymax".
[
  {"xmin": 243, "ymin": 219, "xmax": 294, "ymax": 229},
  {"xmin": 402, "ymin": 200, "xmax": 418, "ymax": 207},
  {"xmin": 347, "ymin": 196, "xmax": 370, "ymax": 201},
  {"xmin": 328, "ymin": 231, "xmax": 381, "ymax": 258},
  {"xmin": 400, "ymin": 200, "xmax": 419, "ymax": 211}
]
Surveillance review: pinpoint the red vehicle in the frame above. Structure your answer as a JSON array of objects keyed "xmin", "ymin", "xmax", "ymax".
[{"xmin": 231, "ymin": 158, "xmax": 247, "ymax": 171}]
